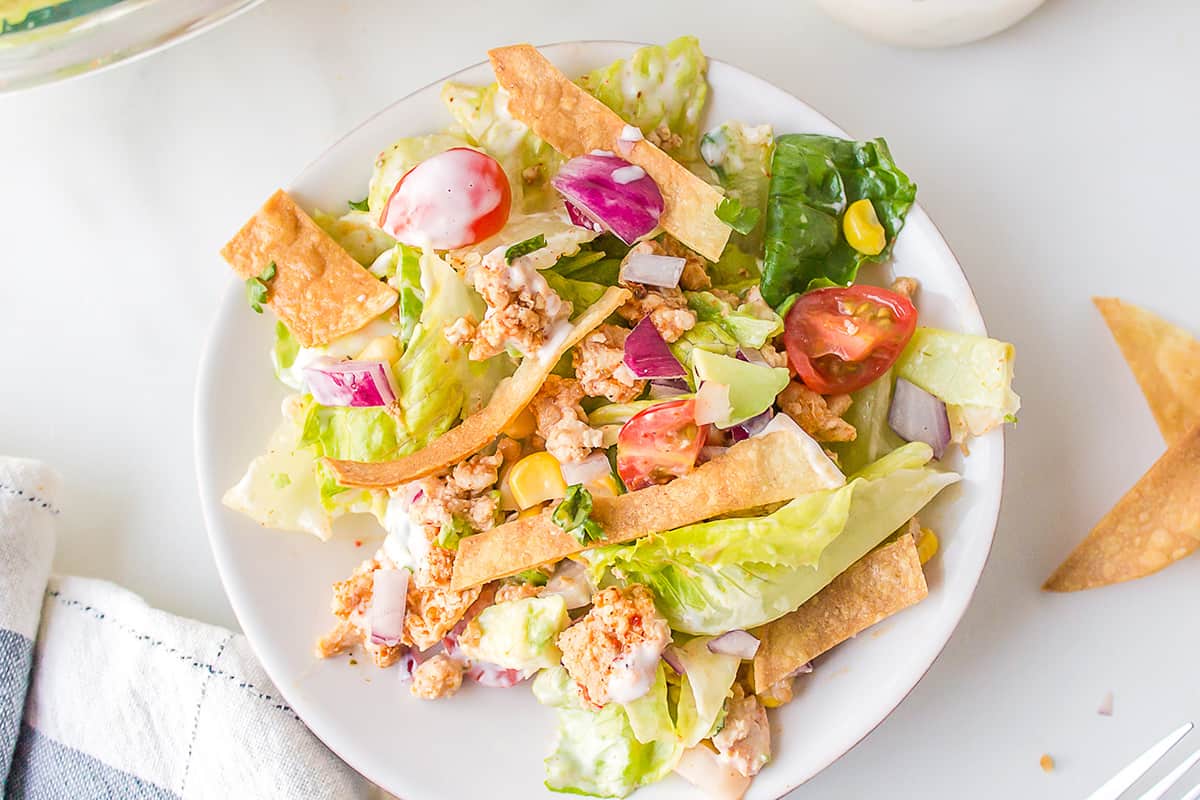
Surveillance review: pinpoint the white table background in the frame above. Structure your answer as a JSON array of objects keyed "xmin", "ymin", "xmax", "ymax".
[{"xmin": 3, "ymin": 0, "xmax": 1199, "ymax": 797}]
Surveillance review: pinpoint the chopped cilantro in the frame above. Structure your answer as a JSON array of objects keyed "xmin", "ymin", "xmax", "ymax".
[
  {"xmin": 245, "ymin": 261, "xmax": 277, "ymax": 314},
  {"xmin": 551, "ymin": 485, "xmax": 604, "ymax": 545},
  {"xmin": 348, "ymin": 197, "xmax": 370, "ymax": 212},
  {"xmin": 505, "ymin": 234, "xmax": 547, "ymax": 263},
  {"xmin": 715, "ymin": 197, "xmax": 761, "ymax": 236}
]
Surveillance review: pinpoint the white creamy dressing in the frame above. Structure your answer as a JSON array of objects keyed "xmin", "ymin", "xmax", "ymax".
[
  {"xmin": 387, "ymin": 148, "xmax": 505, "ymax": 250},
  {"xmin": 607, "ymin": 641, "xmax": 667, "ymax": 704},
  {"xmin": 618, "ymin": 124, "xmax": 644, "ymax": 143},
  {"xmin": 534, "ymin": 319, "xmax": 574, "ymax": 364},
  {"xmin": 382, "ymin": 493, "xmax": 417, "ymax": 570},
  {"xmin": 589, "ymin": 149, "xmax": 615, "ymax": 157},
  {"xmin": 611, "ymin": 165, "xmax": 646, "ymax": 185}
]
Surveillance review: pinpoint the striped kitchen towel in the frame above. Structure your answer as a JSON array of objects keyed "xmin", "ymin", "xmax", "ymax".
[{"xmin": 0, "ymin": 456, "xmax": 371, "ymax": 800}]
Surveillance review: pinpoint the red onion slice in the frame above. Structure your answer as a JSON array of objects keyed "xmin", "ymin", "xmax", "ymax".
[
  {"xmin": 694, "ymin": 381, "xmax": 731, "ymax": 426},
  {"xmin": 648, "ymin": 378, "xmax": 690, "ymax": 399},
  {"xmin": 564, "ymin": 200, "xmax": 604, "ymax": 233},
  {"xmin": 368, "ymin": 568, "xmax": 409, "ymax": 647},
  {"xmin": 619, "ymin": 253, "xmax": 685, "ymax": 288},
  {"xmin": 396, "ymin": 648, "xmax": 421, "ymax": 685},
  {"xmin": 729, "ymin": 408, "xmax": 773, "ymax": 442},
  {"xmin": 736, "ymin": 347, "xmax": 769, "ymax": 366},
  {"xmin": 707, "ymin": 630, "xmax": 760, "ymax": 659},
  {"xmin": 888, "ymin": 378, "xmax": 951, "ymax": 459},
  {"xmin": 304, "ymin": 357, "xmax": 397, "ymax": 407},
  {"xmin": 552, "ymin": 153, "xmax": 664, "ymax": 244},
  {"xmin": 623, "ymin": 316, "xmax": 686, "ymax": 379},
  {"xmin": 661, "ymin": 645, "xmax": 686, "ymax": 676}
]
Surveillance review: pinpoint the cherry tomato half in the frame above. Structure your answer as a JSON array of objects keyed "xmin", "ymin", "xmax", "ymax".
[
  {"xmin": 616, "ymin": 398, "xmax": 708, "ymax": 491},
  {"xmin": 380, "ymin": 147, "xmax": 511, "ymax": 250},
  {"xmin": 783, "ymin": 285, "xmax": 917, "ymax": 395}
]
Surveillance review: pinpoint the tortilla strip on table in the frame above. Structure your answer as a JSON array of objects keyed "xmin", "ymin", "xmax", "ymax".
[
  {"xmin": 1044, "ymin": 423, "xmax": 1200, "ymax": 592},
  {"xmin": 325, "ymin": 286, "xmax": 630, "ymax": 488},
  {"xmin": 221, "ymin": 189, "xmax": 397, "ymax": 347},
  {"xmin": 488, "ymin": 44, "xmax": 732, "ymax": 261},
  {"xmin": 451, "ymin": 430, "xmax": 844, "ymax": 590},
  {"xmin": 751, "ymin": 533, "xmax": 926, "ymax": 691},
  {"xmin": 1094, "ymin": 297, "xmax": 1200, "ymax": 445}
]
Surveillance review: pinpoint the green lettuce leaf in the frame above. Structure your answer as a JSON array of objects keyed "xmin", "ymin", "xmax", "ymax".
[
  {"xmin": 587, "ymin": 442, "xmax": 958, "ymax": 634},
  {"xmin": 544, "ymin": 271, "xmax": 609, "ymax": 319},
  {"xmin": 701, "ymin": 121, "xmax": 774, "ymax": 251},
  {"xmin": 442, "ymin": 81, "xmax": 563, "ymax": 211},
  {"xmin": 669, "ymin": 322, "xmax": 740, "ymax": 387},
  {"xmin": 706, "ymin": 243, "xmax": 761, "ymax": 293},
  {"xmin": 895, "ymin": 328, "xmax": 1020, "ymax": 412},
  {"xmin": 367, "ymin": 132, "xmax": 470, "ymax": 216},
  {"xmin": 312, "ymin": 209, "xmax": 396, "ymax": 267},
  {"xmin": 691, "ymin": 349, "xmax": 789, "ymax": 426},
  {"xmin": 587, "ymin": 399, "xmax": 690, "ymax": 428},
  {"xmin": 577, "ymin": 36, "xmax": 709, "ymax": 162},
  {"xmin": 299, "ymin": 397, "xmax": 407, "ymax": 463},
  {"xmin": 830, "ymin": 369, "xmax": 906, "ymax": 476},
  {"xmin": 369, "ymin": 243, "xmax": 425, "ymax": 343},
  {"xmin": 760, "ymin": 134, "xmax": 917, "ymax": 306},
  {"xmin": 672, "ymin": 637, "xmax": 740, "ymax": 747},
  {"xmin": 271, "ymin": 321, "xmax": 300, "ymax": 386},
  {"xmin": 621, "ymin": 664, "xmax": 675, "ymax": 745},
  {"xmin": 685, "ymin": 290, "xmax": 783, "ymax": 350},
  {"xmin": 461, "ymin": 596, "xmax": 569, "ymax": 672},
  {"xmin": 534, "ymin": 667, "xmax": 680, "ymax": 798}
]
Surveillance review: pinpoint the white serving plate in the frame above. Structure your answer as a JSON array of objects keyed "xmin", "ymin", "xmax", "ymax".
[{"xmin": 194, "ymin": 40, "xmax": 1004, "ymax": 800}]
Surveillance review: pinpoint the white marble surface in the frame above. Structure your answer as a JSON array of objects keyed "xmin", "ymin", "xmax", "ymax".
[{"xmin": 2, "ymin": 0, "xmax": 1199, "ymax": 797}]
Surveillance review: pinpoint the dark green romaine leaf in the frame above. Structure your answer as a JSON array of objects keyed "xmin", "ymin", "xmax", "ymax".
[
  {"xmin": 505, "ymin": 234, "xmax": 547, "ymax": 263},
  {"xmin": 760, "ymin": 135, "xmax": 916, "ymax": 307}
]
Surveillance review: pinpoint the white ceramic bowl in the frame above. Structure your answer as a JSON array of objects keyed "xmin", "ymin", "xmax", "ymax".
[
  {"xmin": 195, "ymin": 41, "xmax": 1004, "ymax": 800},
  {"xmin": 816, "ymin": 0, "xmax": 1045, "ymax": 49}
]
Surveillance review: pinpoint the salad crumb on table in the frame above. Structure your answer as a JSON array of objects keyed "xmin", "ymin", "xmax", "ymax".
[{"xmin": 218, "ymin": 36, "xmax": 1019, "ymax": 799}]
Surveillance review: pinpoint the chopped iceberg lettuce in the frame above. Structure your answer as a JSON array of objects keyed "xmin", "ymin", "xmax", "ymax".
[
  {"xmin": 672, "ymin": 637, "xmax": 740, "ymax": 747},
  {"xmin": 706, "ymin": 244, "xmax": 761, "ymax": 293},
  {"xmin": 701, "ymin": 121, "xmax": 774, "ymax": 251},
  {"xmin": 442, "ymin": 81, "xmax": 563, "ymax": 212},
  {"xmin": 587, "ymin": 442, "xmax": 959, "ymax": 634},
  {"xmin": 686, "ymin": 290, "xmax": 784, "ymax": 350},
  {"xmin": 449, "ymin": 207, "xmax": 598, "ymax": 272},
  {"xmin": 669, "ymin": 322, "xmax": 740, "ymax": 386},
  {"xmin": 831, "ymin": 369, "xmax": 906, "ymax": 476},
  {"xmin": 367, "ymin": 132, "xmax": 470, "ymax": 217},
  {"xmin": 577, "ymin": 36, "xmax": 709, "ymax": 162},
  {"xmin": 895, "ymin": 328, "xmax": 1020, "ymax": 441},
  {"xmin": 312, "ymin": 209, "xmax": 396, "ymax": 267},
  {"xmin": 299, "ymin": 397, "xmax": 407, "ymax": 463},
  {"xmin": 370, "ymin": 243, "xmax": 425, "ymax": 343},
  {"xmin": 543, "ymin": 271, "xmax": 608, "ymax": 318},
  {"xmin": 621, "ymin": 663, "xmax": 676, "ymax": 746},
  {"xmin": 534, "ymin": 667, "xmax": 680, "ymax": 798},
  {"xmin": 462, "ymin": 596, "xmax": 570, "ymax": 672}
]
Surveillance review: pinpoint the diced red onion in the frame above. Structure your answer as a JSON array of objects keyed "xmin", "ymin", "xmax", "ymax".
[
  {"xmin": 707, "ymin": 630, "xmax": 761, "ymax": 659},
  {"xmin": 552, "ymin": 153, "xmax": 664, "ymax": 244},
  {"xmin": 648, "ymin": 379, "xmax": 689, "ymax": 399},
  {"xmin": 736, "ymin": 347, "xmax": 769, "ymax": 366},
  {"xmin": 694, "ymin": 381, "xmax": 731, "ymax": 426},
  {"xmin": 368, "ymin": 568, "xmax": 409, "ymax": 647},
  {"xmin": 623, "ymin": 317, "xmax": 686, "ymax": 379},
  {"xmin": 559, "ymin": 452, "xmax": 612, "ymax": 487},
  {"xmin": 1098, "ymin": 691, "xmax": 1114, "ymax": 717},
  {"xmin": 304, "ymin": 357, "xmax": 397, "ymax": 407},
  {"xmin": 888, "ymin": 378, "xmax": 951, "ymax": 459},
  {"xmin": 661, "ymin": 646, "xmax": 686, "ymax": 676},
  {"xmin": 441, "ymin": 619, "xmax": 470, "ymax": 665},
  {"xmin": 730, "ymin": 408, "xmax": 773, "ymax": 442},
  {"xmin": 619, "ymin": 253, "xmax": 685, "ymax": 288},
  {"xmin": 542, "ymin": 559, "xmax": 593, "ymax": 610},
  {"xmin": 396, "ymin": 648, "xmax": 421, "ymax": 685},
  {"xmin": 467, "ymin": 663, "xmax": 530, "ymax": 688}
]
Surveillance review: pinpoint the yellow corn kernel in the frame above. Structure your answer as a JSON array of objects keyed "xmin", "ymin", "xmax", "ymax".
[
  {"xmin": 587, "ymin": 473, "xmax": 621, "ymax": 498},
  {"xmin": 518, "ymin": 502, "xmax": 547, "ymax": 519},
  {"xmin": 917, "ymin": 528, "xmax": 939, "ymax": 565},
  {"xmin": 507, "ymin": 452, "xmax": 567, "ymax": 510},
  {"xmin": 502, "ymin": 407, "xmax": 537, "ymax": 439},
  {"xmin": 843, "ymin": 198, "xmax": 886, "ymax": 256},
  {"xmin": 356, "ymin": 335, "xmax": 402, "ymax": 363}
]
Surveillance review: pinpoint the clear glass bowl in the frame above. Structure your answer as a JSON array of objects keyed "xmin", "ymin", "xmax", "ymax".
[{"xmin": 0, "ymin": 0, "xmax": 264, "ymax": 93}]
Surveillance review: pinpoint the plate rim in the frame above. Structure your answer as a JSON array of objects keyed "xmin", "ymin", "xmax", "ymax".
[{"xmin": 194, "ymin": 39, "xmax": 1005, "ymax": 799}]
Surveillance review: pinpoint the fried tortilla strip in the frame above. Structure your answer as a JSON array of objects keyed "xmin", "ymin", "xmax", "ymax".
[
  {"xmin": 488, "ymin": 44, "xmax": 731, "ymax": 261},
  {"xmin": 451, "ymin": 430, "xmax": 844, "ymax": 590},
  {"xmin": 1094, "ymin": 297, "xmax": 1200, "ymax": 445},
  {"xmin": 221, "ymin": 190, "xmax": 397, "ymax": 347},
  {"xmin": 1045, "ymin": 424, "xmax": 1200, "ymax": 592},
  {"xmin": 752, "ymin": 533, "xmax": 926, "ymax": 690},
  {"xmin": 325, "ymin": 286, "xmax": 630, "ymax": 488}
]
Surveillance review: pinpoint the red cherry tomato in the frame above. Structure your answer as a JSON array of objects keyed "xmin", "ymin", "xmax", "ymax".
[
  {"xmin": 616, "ymin": 398, "xmax": 708, "ymax": 491},
  {"xmin": 380, "ymin": 147, "xmax": 511, "ymax": 249},
  {"xmin": 783, "ymin": 285, "xmax": 917, "ymax": 395}
]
